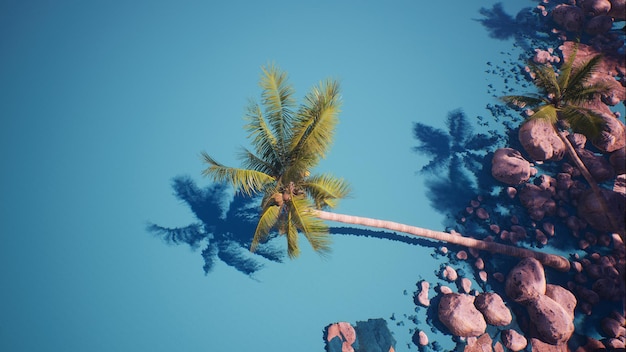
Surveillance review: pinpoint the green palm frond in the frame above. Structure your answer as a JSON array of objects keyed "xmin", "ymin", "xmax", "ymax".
[
  {"xmin": 303, "ymin": 173, "xmax": 351, "ymax": 209},
  {"xmin": 530, "ymin": 62, "xmax": 560, "ymax": 97},
  {"xmin": 528, "ymin": 104, "xmax": 559, "ymax": 125},
  {"xmin": 559, "ymin": 105, "xmax": 606, "ymax": 138},
  {"xmin": 285, "ymin": 211, "xmax": 300, "ymax": 258},
  {"xmin": 565, "ymin": 54, "xmax": 603, "ymax": 95},
  {"xmin": 557, "ymin": 42, "xmax": 578, "ymax": 90},
  {"xmin": 238, "ymin": 147, "xmax": 277, "ymax": 176},
  {"xmin": 289, "ymin": 196, "xmax": 330, "ymax": 257},
  {"xmin": 201, "ymin": 151, "xmax": 275, "ymax": 195},
  {"xmin": 260, "ymin": 64, "xmax": 295, "ymax": 156},
  {"xmin": 244, "ymin": 100, "xmax": 281, "ymax": 166},
  {"xmin": 501, "ymin": 94, "xmax": 545, "ymax": 108},
  {"xmin": 290, "ymin": 79, "xmax": 341, "ymax": 163},
  {"xmin": 250, "ymin": 204, "xmax": 280, "ymax": 253},
  {"xmin": 564, "ymin": 81, "xmax": 612, "ymax": 105}
]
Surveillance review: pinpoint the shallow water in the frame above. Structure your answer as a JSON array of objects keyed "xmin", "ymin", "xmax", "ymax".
[{"xmin": 1, "ymin": 1, "xmax": 623, "ymax": 351}]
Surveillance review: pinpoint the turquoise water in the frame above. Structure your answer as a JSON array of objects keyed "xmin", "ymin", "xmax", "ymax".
[{"xmin": 1, "ymin": 1, "xmax": 623, "ymax": 351}]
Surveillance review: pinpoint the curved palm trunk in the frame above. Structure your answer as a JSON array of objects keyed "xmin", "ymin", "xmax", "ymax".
[
  {"xmin": 314, "ymin": 210, "xmax": 570, "ymax": 272},
  {"xmin": 556, "ymin": 129, "xmax": 622, "ymax": 235}
]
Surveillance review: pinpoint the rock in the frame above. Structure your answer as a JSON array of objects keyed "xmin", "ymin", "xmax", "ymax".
[
  {"xmin": 474, "ymin": 292, "xmax": 512, "ymax": 326},
  {"xmin": 551, "ymin": 4, "xmax": 584, "ymax": 32},
  {"xmin": 460, "ymin": 278, "xmax": 472, "ymax": 294},
  {"xmin": 577, "ymin": 188, "xmax": 625, "ymax": 233},
  {"xmin": 464, "ymin": 333, "xmax": 493, "ymax": 352},
  {"xmin": 475, "ymin": 207, "xmax": 490, "ymax": 220},
  {"xmin": 601, "ymin": 317, "xmax": 626, "ymax": 338},
  {"xmin": 442, "ymin": 266, "xmax": 458, "ymax": 282},
  {"xmin": 584, "ymin": 14, "xmax": 613, "ymax": 35},
  {"xmin": 505, "ymin": 258, "xmax": 546, "ymax": 303},
  {"xmin": 608, "ymin": 0, "xmax": 626, "ymax": 19},
  {"xmin": 590, "ymin": 111, "xmax": 626, "ymax": 154},
  {"xmin": 575, "ymin": 148, "xmax": 615, "ymax": 182},
  {"xmin": 416, "ymin": 281, "xmax": 430, "ymax": 307},
  {"xmin": 575, "ymin": 336, "xmax": 605, "ymax": 352},
  {"xmin": 439, "ymin": 285, "xmax": 454, "ymax": 295},
  {"xmin": 506, "ymin": 187, "xmax": 517, "ymax": 198},
  {"xmin": 417, "ymin": 330, "xmax": 428, "ymax": 346},
  {"xmin": 526, "ymin": 295, "xmax": 575, "ymax": 345},
  {"xmin": 353, "ymin": 319, "xmax": 396, "ymax": 352},
  {"xmin": 609, "ymin": 147, "xmax": 625, "ymax": 174},
  {"xmin": 456, "ymin": 251, "xmax": 468, "ymax": 260},
  {"xmin": 502, "ymin": 329, "xmax": 528, "ymax": 352},
  {"xmin": 326, "ymin": 322, "xmax": 357, "ymax": 352},
  {"xmin": 545, "ymin": 284, "xmax": 577, "ymax": 319},
  {"xmin": 491, "ymin": 148, "xmax": 532, "ymax": 185},
  {"xmin": 530, "ymin": 337, "xmax": 568, "ymax": 352},
  {"xmin": 518, "ymin": 184, "xmax": 553, "ymax": 221},
  {"xmin": 580, "ymin": 0, "xmax": 612, "ymax": 16},
  {"xmin": 438, "ymin": 293, "xmax": 487, "ymax": 337},
  {"xmin": 474, "ymin": 258, "xmax": 485, "ymax": 270},
  {"xmin": 518, "ymin": 118, "xmax": 565, "ymax": 161},
  {"xmin": 604, "ymin": 338, "xmax": 625, "ymax": 350},
  {"xmin": 478, "ymin": 271, "xmax": 488, "ymax": 283}
]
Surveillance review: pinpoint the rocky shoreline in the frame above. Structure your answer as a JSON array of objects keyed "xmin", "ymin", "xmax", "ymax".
[{"xmin": 324, "ymin": 0, "xmax": 625, "ymax": 351}]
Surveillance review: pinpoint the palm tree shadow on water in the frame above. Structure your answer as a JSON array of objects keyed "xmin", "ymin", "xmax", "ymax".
[{"xmin": 147, "ymin": 175, "xmax": 439, "ymax": 278}]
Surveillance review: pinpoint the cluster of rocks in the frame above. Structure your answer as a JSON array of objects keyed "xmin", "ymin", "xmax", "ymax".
[
  {"xmin": 549, "ymin": 0, "xmax": 625, "ymax": 37},
  {"xmin": 325, "ymin": 319, "xmax": 396, "ymax": 352}
]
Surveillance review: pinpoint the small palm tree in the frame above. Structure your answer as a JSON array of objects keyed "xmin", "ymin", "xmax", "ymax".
[
  {"xmin": 501, "ymin": 44, "xmax": 621, "ymax": 233},
  {"xmin": 201, "ymin": 64, "xmax": 571, "ymax": 271}
]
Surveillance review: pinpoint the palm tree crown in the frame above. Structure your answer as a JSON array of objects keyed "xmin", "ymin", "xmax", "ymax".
[
  {"xmin": 201, "ymin": 64, "xmax": 350, "ymax": 258},
  {"xmin": 501, "ymin": 45, "xmax": 611, "ymax": 138}
]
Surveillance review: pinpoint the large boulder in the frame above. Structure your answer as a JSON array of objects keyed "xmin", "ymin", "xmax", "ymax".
[
  {"xmin": 505, "ymin": 258, "xmax": 546, "ymax": 304},
  {"xmin": 545, "ymin": 284, "xmax": 577, "ymax": 319},
  {"xmin": 592, "ymin": 109, "xmax": 626, "ymax": 153},
  {"xmin": 518, "ymin": 119, "xmax": 565, "ymax": 161},
  {"xmin": 526, "ymin": 294, "xmax": 575, "ymax": 345},
  {"xmin": 609, "ymin": 147, "xmax": 626, "ymax": 174},
  {"xmin": 474, "ymin": 292, "xmax": 513, "ymax": 326},
  {"xmin": 608, "ymin": 0, "xmax": 626, "ymax": 19},
  {"xmin": 502, "ymin": 329, "xmax": 528, "ymax": 352},
  {"xmin": 552, "ymin": 4, "xmax": 584, "ymax": 32},
  {"xmin": 438, "ymin": 293, "xmax": 487, "ymax": 337},
  {"xmin": 577, "ymin": 188, "xmax": 625, "ymax": 233},
  {"xmin": 492, "ymin": 148, "xmax": 532, "ymax": 185},
  {"xmin": 575, "ymin": 148, "xmax": 615, "ymax": 182},
  {"xmin": 580, "ymin": 0, "xmax": 612, "ymax": 16},
  {"xmin": 518, "ymin": 183, "xmax": 556, "ymax": 221}
]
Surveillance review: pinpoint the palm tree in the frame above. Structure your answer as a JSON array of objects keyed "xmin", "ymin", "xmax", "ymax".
[
  {"xmin": 501, "ymin": 44, "xmax": 621, "ymax": 234},
  {"xmin": 201, "ymin": 64, "xmax": 571, "ymax": 271}
]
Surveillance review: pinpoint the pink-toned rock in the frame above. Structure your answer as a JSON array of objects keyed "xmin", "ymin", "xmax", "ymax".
[
  {"xmin": 545, "ymin": 284, "xmax": 577, "ymax": 319},
  {"xmin": 552, "ymin": 4, "xmax": 584, "ymax": 32},
  {"xmin": 604, "ymin": 338, "xmax": 626, "ymax": 350},
  {"xmin": 518, "ymin": 118, "xmax": 566, "ymax": 162},
  {"xmin": 502, "ymin": 329, "xmax": 528, "ymax": 351},
  {"xmin": 608, "ymin": 0, "xmax": 626, "ymax": 19},
  {"xmin": 438, "ymin": 293, "xmax": 487, "ymax": 337},
  {"xmin": 527, "ymin": 294, "xmax": 575, "ymax": 345},
  {"xmin": 475, "ymin": 292, "xmax": 512, "ymax": 326},
  {"xmin": 530, "ymin": 337, "xmax": 568, "ymax": 351},
  {"xmin": 464, "ymin": 333, "xmax": 493, "ymax": 352},
  {"xmin": 577, "ymin": 188, "xmax": 625, "ymax": 233},
  {"xmin": 535, "ymin": 229, "xmax": 548, "ymax": 245},
  {"xmin": 593, "ymin": 108, "xmax": 626, "ymax": 153},
  {"xmin": 580, "ymin": 0, "xmax": 612, "ymax": 15},
  {"xmin": 506, "ymin": 186, "xmax": 517, "ymax": 198},
  {"xmin": 442, "ymin": 266, "xmax": 458, "ymax": 282},
  {"xmin": 327, "ymin": 321, "xmax": 357, "ymax": 351},
  {"xmin": 601, "ymin": 317, "xmax": 626, "ymax": 338},
  {"xmin": 492, "ymin": 148, "xmax": 532, "ymax": 185},
  {"xmin": 417, "ymin": 330, "xmax": 428, "ymax": 346},
  {"xmin": 439, "ymin": 246, "xmax": 448, "ymax": 255},
  {"xmin": 585, "ymin": 14, "xmax": 613, "ymax": 35},
  {"xmin": 478, "ymin": 271, "xmax": 488, "ymax": 283},
  {"xmin": 460, "ymin": 278, "xmax": 472, "ymax": 294},
  {"xmin": 475, "ymin": 207, "xmax": 489, "ymax": 220},
  {"xmin": 505, "ymin": 258, "xmax": 547, "ymax": 303},
  {"xmin": 439, "ymin": 285, "xmax": 453, "ymax": 295},
  {"xmin": 609, "ymin": 147, "xmax": 625, "ymax": 174},
  {"xmin": 456, "ymin": 251, "xmax": 468, "ymax": 260},
  {"xmin": 474, "ymin": 258, "xmax": 485, "ymax": 270},
  {"xmin": 489, "ymin": 223, "xmax": 501, "ymax": 234},
  {"xmin": 576, "ymin": 148, "xmax": 615, "ymax": 182},
  {"xmin": 417, "ymin": 280, "xmax": 430, "ymax": 307},
  {"xmin": 542, "ymin": 222, "xmax": 555, "ymax": 236}
]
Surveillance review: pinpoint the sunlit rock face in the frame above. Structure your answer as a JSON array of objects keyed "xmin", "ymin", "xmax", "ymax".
[
  {"xmin": 491, "ymin": 148, "xmax": 532, "ymax": 185},
  {"xmin": 518, "ymin": 119, "xmax": 565, "ymax": 162}
]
